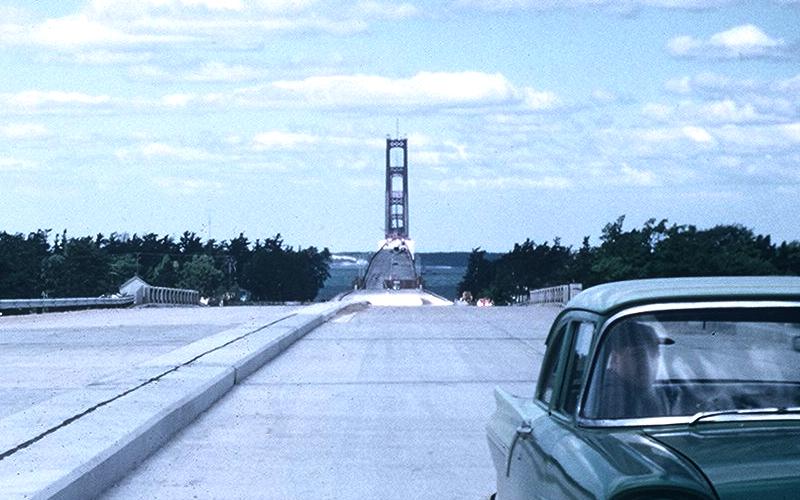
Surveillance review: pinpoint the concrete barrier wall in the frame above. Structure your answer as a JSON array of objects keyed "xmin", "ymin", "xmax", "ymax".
[{"xmin": 528, "ymin": 283, "xmax": 583, "ymax": 305}]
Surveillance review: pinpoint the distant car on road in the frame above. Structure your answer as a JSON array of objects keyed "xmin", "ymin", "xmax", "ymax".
[{"xmin": 487, "ymin": 276, "xmax": 800, "ymax": 499}]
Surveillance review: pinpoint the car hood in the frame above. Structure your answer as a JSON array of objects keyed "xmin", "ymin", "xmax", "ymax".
[{"xmin": 647, "ymin": 422, "xmax": 800, "ymax": 499}]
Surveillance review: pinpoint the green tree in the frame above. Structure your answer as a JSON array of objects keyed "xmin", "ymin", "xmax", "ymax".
[
  {"xmin": 0, "ymin": 230, "xmax": 50, "ymax": 299},
  {"xmin": 108, "ymin": 254, "xmax": 140, "ymax": 289},
  {"xmin": 589, "ymin": 216, "xmax": 667, "ymax": 285},
  {"xmin": 41, "ymin": 236, "xmax": 110, "ymax": 297},
  {"xmin": 148, "ymin": 254, "xmax": 179, "ymax": 288},
  {"xmin": 775, "ymin": 241, "xmax": 800, "ymax": 275},
  {"xmin": 457, "ymin": 248, "xmax": 495, "ymax": 300},
  {"xmin": 241, "ymin": 235, "xmax": 330, "ymax": 302},
  {"xmin": 177, "ymin": 255, "xmax": 224, "ymax": 297},
  {"xmin": 651, "ymin": 224, "xmax": 777, "ymax": 277}
]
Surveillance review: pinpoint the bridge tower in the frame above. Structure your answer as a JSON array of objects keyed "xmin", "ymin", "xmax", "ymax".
[{"xmin": 385, "ymin": 137, "xmax": 409, "ymax": 239}]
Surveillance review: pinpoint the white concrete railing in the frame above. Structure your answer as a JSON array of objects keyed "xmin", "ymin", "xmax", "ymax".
[
  {"xmin": 138, "ymin": 285, "xmax": 199, "ymax": 305},
  {"xmin": 529, "ymin": 283, "xmax": 583, "ymax": 305},
  {"xmin": 0, "ymin": 296, "xmax": 134, "ymax": 311}
]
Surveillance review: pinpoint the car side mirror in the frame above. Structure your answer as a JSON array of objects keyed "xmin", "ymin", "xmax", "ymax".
[{"xmin": 793, "ymin": 336, "xmax": 800, "ymax": 352}]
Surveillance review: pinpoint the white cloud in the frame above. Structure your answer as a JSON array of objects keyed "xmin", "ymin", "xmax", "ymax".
[
  {"xmin": 414, "ymin": 140, "xmax": 470, "ymax": 165},
  {"xmin": 160, "ymin": 93, "xmax": 196, "ymax": 107},
  {"xmin": 522, "ymin": 89, "xmax": 562, "ymax": 110},
  {"xmin": 681, "ymin": 125, "xmax": 715, "ymax": 144},
  {"xmin": 72, "ymin": 50, "xmax": 154, "ymax": 65},
  {"xmin": 0, "ymin": 0, "xmax": 421, "ymax": 52},
  {"xmin": 252, "ymin": 71, "xmax": 561, "ymax": 112},
  {"xmin": 272, "ymin": 71, "xmax": 515, "ymax": 107},
  {"xmin": 620, "ymin": 163, "xmax": 658, "ymax": 186},
  {"xmin": 184, "ymin": 61, "xmax": 264, "ymax": 82},
  {"xmin": 665, "ymin": 73, "xmax": 800, "ymax": 100},
  {"xmin": 0, "ymin": 156, "xmax": 36, "ymax": 170},
  {"xmin": 643, "ymin": 99, "xmax": 769, "ymax": 124},
  {"xmin": 23, "ymin": 14, "xmax": 189, "ymax": 48},
  {"xmin": 773, "ymin": 74, "xmax": 800, "ymax": 93},
  {"xmin": 455, "ymin": 0, "xmax": 738, "ymax": 12},
  {"xmin": 423, "ymin": 175, "xmax": 572, "ymax": 192},
  {"xmin": 595, "ymin": 124, "xmax": 719, "ymax": 159},
  {"xmin": 457, "ymin": 0, "xmax": 735, "ymax": 12},
  {"xmin": 0, "ymin": 123, "xmax": 49, "ymax": 139},
  {"xmin": 634, "ymin": 125, "xmax": 715, "ymax": 145},
  {"xmin": 642, "ymin": 103, "xmax": 673, "ymax": 120},
  {"xmin": 252, "ymin": 131, "xmax": 319, "ymax": 150},
  {"xmin": 668, "ymin": 24, "xmax": 786, "ymax": 59},
  {"xmin": 711, "ymin": 123, "xmax": 800, "ymax": 150},
  {"xmin": 0, "ymin": 90, "xmax": 111, "ymax": 110},
  {"xmin": 591, "ymin": 89, "xmax": 618, "ymax": 103},
  {"xmin": 117, "ymin": 142, "xmax": 219, "ymax": 162},
  {"xmin": 665, "ymin": 72, "xmax": 762, "ymax": 95},
  {"xmin": 152, "ymin": 176, "xmax": 223, "ymax": 195},
  {"xmin": 656, "ymin": 72, "xmax": 800, "ymax": 129},
  {"xmin": 132, "ymin": 61, "xmax": 265, "ymax": 82}
]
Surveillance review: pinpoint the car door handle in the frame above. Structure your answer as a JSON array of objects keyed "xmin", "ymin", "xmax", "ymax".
[{"xmin": 505, "ymin": 423, "xmax": 533, "ymax": 477}]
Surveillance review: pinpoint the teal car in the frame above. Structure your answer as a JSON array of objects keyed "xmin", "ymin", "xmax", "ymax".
[{"xmin": 487, "ymin": 277, "xmax": 800, "ymax": 499}]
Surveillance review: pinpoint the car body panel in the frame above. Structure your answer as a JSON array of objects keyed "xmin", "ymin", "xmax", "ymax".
[{"xmin": 649, "ymin": 423, "xmax": 800, "ymax": 499}]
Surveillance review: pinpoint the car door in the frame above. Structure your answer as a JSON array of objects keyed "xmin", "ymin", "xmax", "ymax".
[
  {"xmin": 541, "ymin": 320, "xmax": 599, "ymax": 499},
  {"xmin": 490, "ymin": 319, "xmax": 598, "ymax": 500},
  {"xmin": 488, "ymin": 321, "xmax": 569, "ymax": 500}
]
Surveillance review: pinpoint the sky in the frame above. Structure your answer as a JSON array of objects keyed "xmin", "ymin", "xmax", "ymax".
[{"xmin": 1, "ymin": 0, "xmax": 799, "ymax": 252}]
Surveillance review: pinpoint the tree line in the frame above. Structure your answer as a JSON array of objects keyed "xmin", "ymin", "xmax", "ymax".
[
  {"xmin": 458, "ymin": 216, "xmax": 800, "ymax": 305},
  {"xmin": 0, "ymin": 230, "xmax": 331, "ymax": 302}
]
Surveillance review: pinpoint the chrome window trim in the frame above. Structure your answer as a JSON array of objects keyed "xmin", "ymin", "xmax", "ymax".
[
  {"xmin": 577, "ymin": 413, "xmax": 800, "ymax": 428},
  {"xmin": 574, "ymin": 300, "xmax": 800, "ymax": 428}
]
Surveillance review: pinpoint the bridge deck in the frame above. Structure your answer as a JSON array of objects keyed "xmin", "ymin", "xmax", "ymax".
[
  {"xmin": 363, "ymin": 248, "xmax": 417, "ymax": 289},
  {"xmin": 102, "ymin": 305, "xmax": 559, "ymax": 499}
]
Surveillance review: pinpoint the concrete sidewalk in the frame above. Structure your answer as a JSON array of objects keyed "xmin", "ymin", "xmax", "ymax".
[{"xmin": 0, "ymin": 302, "xmax": 354, "ymax": 500}]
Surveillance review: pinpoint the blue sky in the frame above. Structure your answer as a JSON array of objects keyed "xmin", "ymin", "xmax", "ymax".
[{"xmin": 1, "ymin": 0, "xmax": 799, "ymax": 251}]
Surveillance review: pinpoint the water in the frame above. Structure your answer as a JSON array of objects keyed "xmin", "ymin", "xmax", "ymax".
[{"xmin": 317, "ymin": 256, "xmax": 465, "ymax": 301}]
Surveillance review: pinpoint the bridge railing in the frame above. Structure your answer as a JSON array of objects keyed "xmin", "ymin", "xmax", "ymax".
[
  {"xmin": 138, "ymin": 285, "xmax": 199, "ymax": 305},
  {"xmin": 528, "ymin": 283, "xmax": 583, "ymax": 305},
  {"xmin": 0, "ymin": 286, "xmax": 199, "ymax": 312},
  {"xmin": 0, "ymin": 296, "xmax": 135, "ymax": 311}
]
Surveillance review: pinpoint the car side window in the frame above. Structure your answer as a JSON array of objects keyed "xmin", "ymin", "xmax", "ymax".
[
  {"xmin": 557, "ymin": 322, "xmax": 595, "ymax": 416},
  {"xmin": 536, "ymin": 324, "xmax": 568, "ymax": 406}
]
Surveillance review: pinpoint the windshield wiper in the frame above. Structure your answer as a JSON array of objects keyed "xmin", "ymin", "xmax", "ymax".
[{"xmin": 689, "ymin": 407, "xmax": 800, "ymax": 426}]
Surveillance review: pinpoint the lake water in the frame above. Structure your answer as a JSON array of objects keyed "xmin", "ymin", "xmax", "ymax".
[{"xmin": 317, "ymin": 260, "xmax": 466, "ymax": 301}]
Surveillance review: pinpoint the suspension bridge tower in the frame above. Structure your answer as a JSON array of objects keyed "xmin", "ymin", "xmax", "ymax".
[{"xmin": 385, "ymin": 137, "xmax": 409, "ymax": 239}]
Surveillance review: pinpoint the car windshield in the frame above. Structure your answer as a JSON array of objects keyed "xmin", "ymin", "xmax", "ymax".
[{"xmin": 582, "ymin": 307, "xmax": 800, "ymax": 420}]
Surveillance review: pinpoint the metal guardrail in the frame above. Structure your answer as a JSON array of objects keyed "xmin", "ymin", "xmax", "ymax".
[
  {"xmin": 0, "ymin": 285, "xmax": 199, "ymax": 312},
  {"xmin": 529, "ymin": 283, "xmax": 583, "ymax": 305},
  {"xmin": 0, "ymin": 296, "xmax": 135, "ymax": 311}
]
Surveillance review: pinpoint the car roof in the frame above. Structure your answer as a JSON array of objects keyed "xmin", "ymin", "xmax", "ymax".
[{"xmin": 565, "ymin": 276, "xmax": 800, "ymax": 315}]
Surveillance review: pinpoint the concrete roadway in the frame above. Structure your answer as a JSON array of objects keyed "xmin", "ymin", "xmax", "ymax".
[
  {"xmin": 0, "ymin": 306, "xmax": 297, "ymax": 420},
  {"xmin": 103, "ymin": 305, "xmax": 560, "ymax": 500},
  {"xmin": 363, "ymin": 248, "xmax": 417, "ymax": 289}
]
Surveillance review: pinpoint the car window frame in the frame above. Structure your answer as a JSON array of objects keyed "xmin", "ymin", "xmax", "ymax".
[
  {"xmin": 535, "ymin": 320, "xmax": 570, "ymax": 410},
  {"xmin": 550, "ymin": 312, "xmax": 600, "ymax": 422}
]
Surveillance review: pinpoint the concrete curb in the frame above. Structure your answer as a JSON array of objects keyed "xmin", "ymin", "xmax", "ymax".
[{"xmin": 0, "ymin": 301, "xmax": 357, "ymax": 499}]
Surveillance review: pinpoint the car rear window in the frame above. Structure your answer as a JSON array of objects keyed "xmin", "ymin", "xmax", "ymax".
[{"xmin": 582, "ymin": 307, "xmax": 800, "ymax": 420}]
